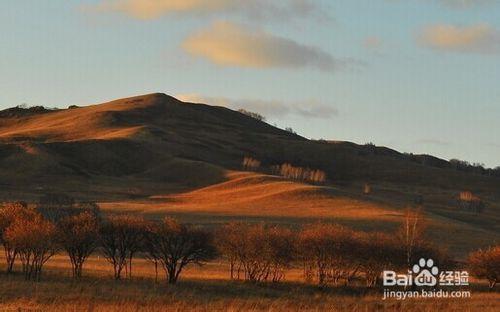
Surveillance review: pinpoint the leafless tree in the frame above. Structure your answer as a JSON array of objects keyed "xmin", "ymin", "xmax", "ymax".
[
  {"xmin": 397, "ymin": 208, "xmax": 427, "ymax": 269},
  {"xmin": 4, "ymin": 212, "xmax": 58, "ymax": 281},
  {"xmin": 58, "ymin": 211, "xmax": 100, "ymax": 278},
  {"xmin": 242, "ymin": 157, "xmax": 261, "ymax": 171},
  {"xmin": 359, "ymin": 232, "xmax": 401, "ymax": 287},
  {"xmin": 0, "ymin": 202, "xmax": 33, "ymax": 273},
  {"xmin": 215, "ymin": 222, "xmax": 246, "ymax": 280},
  {"xmin": 99, "ymin": 215, "xmax": 146, "ymax": 280},
  {"xmin": 143, "ymin": 221, "xmax": 162, "ymax": 283},
  {"xmin": 216, "ymin": 223, "xmax": 295, "ymax": 283},
  {"xmin": 147, "ymin": 217, "xmax": 216, "ymax": 284},
  {"xmin": 298, "ymin": 223, "xmax": 359, "ymax": 286}
]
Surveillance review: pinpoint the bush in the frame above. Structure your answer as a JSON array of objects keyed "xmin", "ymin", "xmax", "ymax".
[
  {"xmin": 298, "ymin": 223, "xmax": 360, "ymax": 286},
  {"xmin": 238, "ymin": 109, "xmax": 266, "ymax": 122},
  {"xmin": 216, "ymin": 223, "xmax": 295, "ymax": 282},
  {"xmin": 468, "ymin": 246, "xmax": 500, "ymax": 289},
  {"xmin": 358, "ymin": 232, "xmax": 402, "ymax": 286}
]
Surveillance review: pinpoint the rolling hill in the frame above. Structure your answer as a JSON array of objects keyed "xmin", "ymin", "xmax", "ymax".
[{"xmin": 0, "ymin": 93, "xmax": 498, "ymax": 256}]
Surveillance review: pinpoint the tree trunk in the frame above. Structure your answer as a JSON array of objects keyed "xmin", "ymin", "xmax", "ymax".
[
  {"xmin": 489, "ymin": 279, "xmax": 496, "ymax": 290},
  {"xmin": 154, "ymin": 261, "xmax": 158, "ymax": 283}
]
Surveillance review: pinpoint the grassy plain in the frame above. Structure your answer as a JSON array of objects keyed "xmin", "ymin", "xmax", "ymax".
[{"xmin": 0, "ymin": 254, "xmax": 499, "ymax": 312}]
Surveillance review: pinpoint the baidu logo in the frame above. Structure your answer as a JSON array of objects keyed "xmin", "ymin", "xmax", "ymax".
[
  {"xmin": 382, "ymin": 258, "xmax": 471, "ymax": 300},
  {"xmin": 412, "ymin": 258, "xmax": 439, "ymax": 286},
  {"xmin": 383, "ymin": 258, "xmax": 468, "ymax": 287}
]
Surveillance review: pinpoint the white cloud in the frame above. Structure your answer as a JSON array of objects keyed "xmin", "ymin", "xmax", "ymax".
[
  {"xmin": 182, "ymin": 21, "xmax": 355, "ymax": 71},
  {"xmin": 90, "ymin": 0, "xmax": 328, "ymax": 21},
  {"xmin": 418, "ymin": 24, "xmax": 500, "ymax": 53},
  {"xmin": 176, "ymin": 94, "xmax": 338, "ymax": 119}
]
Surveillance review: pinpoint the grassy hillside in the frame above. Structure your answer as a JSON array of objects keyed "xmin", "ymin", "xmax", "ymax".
[{"xmin": 0, "ymin": 93, "xmax": 498, "ymax": 257}]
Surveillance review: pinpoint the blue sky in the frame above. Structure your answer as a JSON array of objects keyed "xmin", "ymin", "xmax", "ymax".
[{"xmin": 1, "ymin": 0, "xmax": 499, "ymax": 167}]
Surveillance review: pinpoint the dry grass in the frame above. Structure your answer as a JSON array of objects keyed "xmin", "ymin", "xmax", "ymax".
[
  {"xmin": 99, "ymin": 171, "xmax": 499, "ymax": 258},
  {"xmin": 107, "ymin": 172, "xmax": 400, "ymax": 220},
  {"xmin": 1, "ymin": 254, "xmax": 499, "ymax": 312}
]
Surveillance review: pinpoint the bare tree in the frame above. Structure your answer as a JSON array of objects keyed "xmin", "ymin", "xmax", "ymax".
[
  {"xmin": 58, "ymin": 211, "xmax": 100, "ymax": 278},
  {"xmin": 99, "ymin": 215, "xmax": 145, "ymax": 280},
  {"xmin": 398, "ymin": 208, "xmax": 427, "ymax": 269},
  {"xmin": 0, "ymin": 202, "xmax": 33, "ymax": 273},
  {"xmin": 265, "ymin": 226, "xmax": 295, "ymax": 282},
  {"xmin": 4, "ymin": 212, "xmax": 58, "ymax": 281},
  {"xmin": 147, "ymin": 217, "xmax": 216, "ymax": 284},
  {"xmin": 217, "ymin": 223, "xmax": 295, "ymax": 283},
  {"xmin": 242, "ymin": 157, "xmax": 261, "ymax": 171},
  {"xmin": 298, "ymin": 223, "xmax": 358, "ymax": 286},
  {"xmin": 277, "ymin": 163, "xmax": 326, "ymax": 184},
  {"xmin": 143, "ymin": 221, "xmax": 162, "ymax": 283},
  {"xmin": 215, "ymin": 222, "xmax": 246, "ymax": 280},
  {"xmin": 359, "ymin": 232, "xmax": 401, "ymax": 287}
]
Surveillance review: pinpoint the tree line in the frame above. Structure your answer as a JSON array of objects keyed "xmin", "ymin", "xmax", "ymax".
[
  {"xmin": 242, "ymin": 157, "xmax": 327, "ymax": 184},
  {"xmin": 215, "ymin": 211, "xmax": 445, "ymax": 287},
  {"xmin": 0, "ymin": 201, "xmax": 499, "ymax": 289},
  {"xmin": 0, "ymin": 199, "xmax": 214, "ymax": 283}
]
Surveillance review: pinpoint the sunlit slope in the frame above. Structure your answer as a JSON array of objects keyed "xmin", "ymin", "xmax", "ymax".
[
  {"xmin": 99, "ymin": 171, "xmax": 498, "ymax": 257},
  {"xmin": 159, "ymin": 172, "xmax": 399, "ymax": 219}
]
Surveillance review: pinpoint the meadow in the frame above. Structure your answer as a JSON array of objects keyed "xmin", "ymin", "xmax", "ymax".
[{"xmin": 1, "ymin": 254, "xmax": 499, "ymax": 312}]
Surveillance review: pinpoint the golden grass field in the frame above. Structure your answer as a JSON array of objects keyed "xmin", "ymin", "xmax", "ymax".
[
  {"xmin": 99, "ymin": 171, "xmax": 500, "ymax": 259},
  {"xmin": 1, "ymin": 254, "xmax": 499, "ymax": 312}
]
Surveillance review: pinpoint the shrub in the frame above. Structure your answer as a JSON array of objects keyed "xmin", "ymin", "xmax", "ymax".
[
  {"xmin": 298, "ymin": 223, "xmax": 360, "ymax": 286},
  {"xmin": 216, "ymin": 223, "xmax": 295, "ymax": 282},
  {"xmin": 359, "ymin": 232, "xmax": 402, "ymax": 287},
  {"xmin": 468, "ymin": 246, "xmax": 500, "ymax": 289},
  {"xmin": 238, "ymin": 109, "xmax": 266, "ymax": 122}
]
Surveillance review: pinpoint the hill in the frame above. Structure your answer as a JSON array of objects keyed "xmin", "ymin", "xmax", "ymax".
[{"xmin": 0, "ymin": 93, "xmax": 498, "ymax": 255}]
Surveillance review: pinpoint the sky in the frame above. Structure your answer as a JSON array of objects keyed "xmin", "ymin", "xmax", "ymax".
[{"xmin": 1, "ymin": 0, "xmax": 499, "ymax": 167}]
